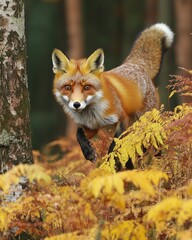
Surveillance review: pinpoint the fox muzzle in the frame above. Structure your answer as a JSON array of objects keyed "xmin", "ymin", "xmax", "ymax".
[
  {"xmin": 73, "ymin": 102, "xmax": 81, "ymax": 109},
  {"xmin": 68, "ymin": 100, "xmax": 87, "ymax": 111}
]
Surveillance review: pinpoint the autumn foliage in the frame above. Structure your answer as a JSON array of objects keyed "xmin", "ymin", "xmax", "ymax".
[{"xmin": 0, "ymin": 69, "xmax": 192, "ymax": 240}]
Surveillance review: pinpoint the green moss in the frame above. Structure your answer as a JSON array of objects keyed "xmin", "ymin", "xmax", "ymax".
[{"xmin": 0, "ymin": 130, "xmax": 10, "ymax": 147}]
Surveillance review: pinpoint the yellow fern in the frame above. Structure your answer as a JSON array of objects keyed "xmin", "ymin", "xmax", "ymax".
[
  {"xmin": 0, "ymin": 164, "xmax": 51, "ymax": 193},
  {"xmin": 101, "ymin": 220, "xmax": 147, "ymax": 240},
  {"xmin": 100, "ymin": 108, "xmax": 167, "ymax": 172},
  {"xmin": 147, "ymin": 197, "xmax": 181, "ymax": 227},
  {"xmin": 45, "ymin": 220, "xmax": 147, "ymax": 240},
  {"xmin": 146, "ymin": 196, "xmax": 192, "ymax": 237},
  {"xmin": 177, "ymin": 230, "xmax": 192, "ymax": 240},
  {"xmin": 83, "ymin": 169, "xmax": 168, "ymax": 211},
  {"xmin": 45, "ymin": 233, "xmax": 93, "ymax": 240},
  {"xmin": 172, "ymin": 104, "xmax": 192, "ymax": 120},
  {"xmin": 0, "ymin": 197, "xmax": 33, "ymax": 231},
  {"xmin": 177, "ymin": 200, "xmax": 192, "ymax": 227},
  {"xmin": 0, "ymin": 209, "xmax": 10, "ymax": 231},
  {"xmin": 146, "ymin": 197, "xmax": 181, "ymax": 233},
  {"xmin": 45, "ymin": 228, "xmax": 97, "ymax": 240}
]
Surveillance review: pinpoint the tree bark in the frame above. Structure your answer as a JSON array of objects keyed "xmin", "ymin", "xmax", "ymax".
[
  {"xmin": 0, "ymin": 0, "xmax": 33, "ymax": 173},
  {"xmin": 174, "ymin": 0, "xmax": 192, "ymax": 69},
  {"xmin": 157, "ymin": 0, "xmax": 173, "ymax": 108},
  {"xmin": 145, "ymin": 0, "xmax": 158, "ymax": 25},
  {"xmin": 65, "ymin": 0, "xmax": 83, "ymax": 59},
  {"xmin": 174, "ymin": 0, "xmax": 192, "ymax": 103},
  {"xmin": 64, "ymin": 0, "xmax": 83, "ymax": 138}
]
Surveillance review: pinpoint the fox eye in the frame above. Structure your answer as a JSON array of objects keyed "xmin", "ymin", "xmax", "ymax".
[
  {"xmin": 64, "ymin": 85, "xmax": 71, "ymax": 91},
  {"xmin": 84, "ymin": 85, "xmax": 91, "ymax": 91}
]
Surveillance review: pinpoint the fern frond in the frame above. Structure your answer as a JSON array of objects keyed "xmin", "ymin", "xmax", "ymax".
[
  {"xmin": 101, "ymin": 220, "xmax": 147, "ymax": 240},
  {"xmin": 177, "ymin": 230, "xmax": 192, "ymax": 240},
  {"xmin": 168, "ymin": 68, "xmax": 192, "ymax": 98},
  {"xmin": 177, "ymin": 200, "xmax": 192, "ymax": 227},
  {"xmin": 84, "ymin": 169, "xmax": 167, "ymax": 205},
  {"xmin": 0, "ymin": 209, "xmax": 10, "ymax": 231},
  {"xmin": 45, "ymin": 227, "xmax": 97, "ymax": 240},
  {"xmin": 45, "ymin": 232, "xmax": 93, "ymax": 240},
  {"xmin": 101, "ymin": 108, "xmax": 167, "ymax": 171},
  {"xmin": 0, "ymin": 164, "xmax": 51, "ymax": 193},
  {"xmin": 146, "ymin": 197, "xmax": 192, "ymax": 236},
  {"xmin": 147, "ymin": 197, "xmax": 182, "ymax": 227},
  {"xmin": 45, "ymin": 220, "xmax": 147, "ymax": 240}
]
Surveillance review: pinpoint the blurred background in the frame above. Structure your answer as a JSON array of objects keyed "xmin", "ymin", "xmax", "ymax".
[{"xmin": 25, "ymin": 0, "xmax": 192, "ymax": 150}]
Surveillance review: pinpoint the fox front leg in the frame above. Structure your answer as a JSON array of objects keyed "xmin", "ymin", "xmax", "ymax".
[{"xmin": 76, "ymin": 127, "xmax": 97, "ymax": 162}]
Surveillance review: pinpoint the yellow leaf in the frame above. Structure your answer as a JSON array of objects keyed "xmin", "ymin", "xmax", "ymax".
[
  {"xmin": 88, "ymin": 177, "xmax": 104, "ymax": 198},
  {"xmin": 102, "ymin": 220, "xmax": 147, "ymax": 240},
  {"xmin": 112, "ymin": 174, "xmax": 125, "ymax": 195},
  {"xmin": 135, "ymin": 142, "xmax": 143, "ymax": 156},
  {"xmin": 151, "ymin": 134, "xmax": 158, "ymax": 149},
  {"xmin": 86, "ymin": 169, "xmax": 167, "ymax": 203},
  {"xmin": 177, "ymin": 230, "xmax": 192, "ymax": 240},
  {"xmin": 0, "ymin": 210, "xmax": 8, "ymax": 231},
  {"xmin": 177, "ymin": 200, "xmax": 192, "ymax": 226},
  {"xmin": 169, "ymin": 90, "xmax": 177, "ymax": 98},
  {"xmin": 146, "ymin": 197, "xmax": 182, "ymax": 232},
  {"xmin": 0, "ymin": 164, "xmax": 51, "ymax": 193}
]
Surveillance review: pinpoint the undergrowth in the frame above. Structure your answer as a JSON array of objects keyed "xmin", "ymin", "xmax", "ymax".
[{"xmin": 0, "ymin": 68, "xmax": 192, "ymax": 240}]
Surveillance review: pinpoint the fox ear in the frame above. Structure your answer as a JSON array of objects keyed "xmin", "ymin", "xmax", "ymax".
[
  {"xmin": 52, "ymin": 49, "xmax": 70, "ymax": 73},
  {"xmin": 86, "ymin": 49, "xmax": 104, "ymax": 72}
]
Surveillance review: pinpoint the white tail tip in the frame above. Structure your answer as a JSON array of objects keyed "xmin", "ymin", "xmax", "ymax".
[{"xmin": 150, "ymin": 23, "xmax": 174, "ymax": 48}]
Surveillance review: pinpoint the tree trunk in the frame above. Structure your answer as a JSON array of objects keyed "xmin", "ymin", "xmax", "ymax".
[
  {"xmin": 157, "ymin": 0, "xmax": 173, "ymax": 109},
  {"xmin": 174, "ymin": 0, "xmax": 192, "ymax": 70},
  {"xmin": 145, "ymin": 0, "xmax": 158, "ymax": 25},
  {"xmin": 64, "ymin": 0, "xmax": 83, "ymax": 138},
  {"xmin": 174, "ymin": 0, "xmax": 192, "ymax": 103},
  {"xmin": 0, "ymin": 0, "xmax": 33, "ymax": 173}
]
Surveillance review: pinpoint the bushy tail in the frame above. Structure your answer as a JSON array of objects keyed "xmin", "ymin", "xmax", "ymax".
[{"xmin": 126, "ymin": 23, "xmax": 174, "ymax": 81}]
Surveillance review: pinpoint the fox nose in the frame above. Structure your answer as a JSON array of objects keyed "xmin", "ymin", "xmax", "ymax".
[{"xmin": 73, "ymin": 102, "xmax": 81, "ymax": 109}]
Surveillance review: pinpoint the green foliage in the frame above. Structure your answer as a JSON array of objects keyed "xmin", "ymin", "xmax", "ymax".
[{"xmin": 0, "ymin": 70, "xmax": 192, "ymax": 239}]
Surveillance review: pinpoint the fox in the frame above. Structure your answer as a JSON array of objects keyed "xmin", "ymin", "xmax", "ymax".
[{"xmin": 52, "ymin": 23, "xmax": 174, "ymax": 161}]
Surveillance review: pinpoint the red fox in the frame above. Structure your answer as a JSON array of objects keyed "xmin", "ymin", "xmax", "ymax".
[{"xmin": 52, "ymin": 23, "xmax": 174, "ymax": 161}]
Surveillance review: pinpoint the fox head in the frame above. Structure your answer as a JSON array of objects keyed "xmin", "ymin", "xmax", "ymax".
[{"xmin": 52, "ymin": 49, "xmax": 104, "ymax": 112}]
